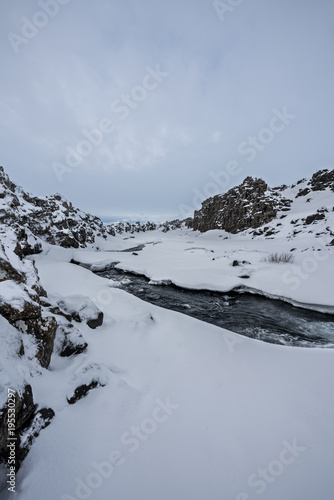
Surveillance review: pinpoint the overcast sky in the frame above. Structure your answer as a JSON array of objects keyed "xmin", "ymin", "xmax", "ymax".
[{"xmin": 1, "ymin": 0, "xmax": 334, "ymax": 221}]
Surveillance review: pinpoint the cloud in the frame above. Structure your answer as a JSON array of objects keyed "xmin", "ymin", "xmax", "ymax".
[
  {"xmin": 212, "ymin": 132, "xmax": 221, "ymax": 144},
  {"xmin": 1, "ymin": 0, "xmax": 334, "ymax": 219}
]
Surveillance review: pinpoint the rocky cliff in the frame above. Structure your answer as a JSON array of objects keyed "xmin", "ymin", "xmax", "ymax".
[
  {"xmin": 0, "ymin": 167, "xmax": 109, "ymax": 473},
  {"xmin": 0, "ymin": 166, "xmax": 190, "ymax": 246},
  {"xmin": 107, "ymin": 217, "xmax": 193, "ymax": 235},
  {"xmin": 0, "ymin": 166, "xmax": 108, "ymax": 250},
  {"xmin": 0, "ymin": 223, "xmax": 95, "ymax": 471},
  {"xmin": 193, "ymin": 170, "xmax": 334, "ymax": 237}
]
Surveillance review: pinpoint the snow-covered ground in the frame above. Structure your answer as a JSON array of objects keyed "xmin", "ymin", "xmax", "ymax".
[
  {"xmin": 1, "ymin": 230, "xmax": 333, "ymax": 500},
  {"xmin": 73, "ymin": 227, "xmax": 334, "ymax": 312},
  {"xmin": 67, "ymin": 179, "xmax": 334, "ymax": 314},
  {"xmin": 1, "ymin": 171, "xmax": 334, "ymax": 500}
]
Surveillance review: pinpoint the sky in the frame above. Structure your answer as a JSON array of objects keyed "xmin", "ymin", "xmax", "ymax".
[{"xmin": 1, "ymin": 0, "xmax": 334, "ymax": 221}]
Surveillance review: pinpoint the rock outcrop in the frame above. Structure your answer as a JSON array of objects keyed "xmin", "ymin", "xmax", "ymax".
[
  {"xmin": 0, "ymin": 235, "xmax": 58, "ymax": 470},
  {"xmin": 193, "ymin": 177, "xmax": 292, "ymax": 233},
  {"xmin": 0, "ymin": 166, "xmax": 192, "ymax": 245},
  {"xmin": 192, "ymin": 170, "xmax": 334, "ymax": 240},
  {"xmin": 295, "ymin": 169, "xmax": 334, "ymax": 198},
  {"xmin": 0, "ymin": 221, "xmax": 88, "ymax": 472},
  {"xmin": 0, "ymin": 166, "xmax": 107, "ymax": 249},
  {"xmin": 106, "ymin": 217, "xmax": 193, "ymax": 236}
]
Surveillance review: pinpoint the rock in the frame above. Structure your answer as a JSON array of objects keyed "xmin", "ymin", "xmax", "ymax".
[
  {"xmin": 0, "ymin": 257, "xmax": 25, "ymax": 284},
  {"xmin": 305, "ymin": 213, "xmax": 326, "ymax": 225},
  {"xmin": 1, "ymin": 166, "xmax": 193, "ymax": 243},
  {"xmin": 193, "ymin": 177, "xmax": 290, "ymax": 233},
  {"xmin": 0, "ymin": 280, "xmax": 57, "ymax": 368},
  {"xmin": 58, "ymin": 234, "xmax": 80, "ymax": 249},
  {"xmin": 106, "ymin": 218, "xmax": 193, "ymax": 235},
  {"xmin": 296, "ymin": 169, "xmax": 334, "ymax": 198},
  {"xmin": 0, "ymin": 290, "xmax": 41, "ymax": 323},
  {"xmin": 16, "ymin": 316, "xmax": 57, "ymax": 368},
  {"xmin": 296, "ymin": 187, "xmax": 311, "ymax": 198},
  {"xmin": 15, "ymin": 407, "xmax": 55, "ymax": 467},
  {"xmin": 47, "ymin": 304, "xmax": 72, "ymax": 322},
  {"xmin": 310, "ymin": 169, "xmax": 334, "ymax": 192},
  {"xmin": 265, "ymin": 229, "xmax": 277, "ymax": 237},
  {"xmin": 0, "ymin": 166, "xmax": 108, "ymax": 250},
  {"xmin": 67, "ymin": 381, "xmax": 100, "ymax": 405},
  {"xmin": 55, "ymin": 294, "xmax": 104, "ymax": 329},
  {"xmin": 55, "ymin": 323, "xmax": 88, "ymax": 357},
  {"xmin": 0, "ymin": 385, "xmax": 36, "ymax": 467},
  {"xmin": 192, "ymin": 170, "xmax": 334, "ymax": 236},
  {"xmin": 87, "ymin": 311, "xmax": 104, "ymax": 329}
]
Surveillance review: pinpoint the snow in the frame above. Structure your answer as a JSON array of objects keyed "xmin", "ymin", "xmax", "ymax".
[
  {"xmin": 0, "ymin": 241, "xmax": 332, "ymax": 500},
  {"xmin": 0, "ymin": 316, "xmax": 38, "ymax": 409},
  {"xmin": 71, "ymin": 228, "xmax": 334, "ymax": 311},
  {"xmin": 0, "ymin": 280, "xmax": 36, "ymax": 311},
  {"xmin": 1, "ymin": 173, "xmax": 334, "ymax": 499},
  {"xmin": 51, "ymin": 293, "xmax": 102, "ymax": 324}
]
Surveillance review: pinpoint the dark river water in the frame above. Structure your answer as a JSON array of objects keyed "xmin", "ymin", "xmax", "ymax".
[{"xmin": 95, "ymin": 264, "xmax": 334, "ymax": 348}]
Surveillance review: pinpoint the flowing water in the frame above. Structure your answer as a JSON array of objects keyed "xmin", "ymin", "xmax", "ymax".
[{"xmin": 96, "ymin": 266, "xmax": 334, "ymax": 348}]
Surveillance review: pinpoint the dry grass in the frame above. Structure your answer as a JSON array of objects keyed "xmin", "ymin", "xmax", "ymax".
[{"xmin": 262, "ymin": 252, "xmax": 294, "ymax": 264}]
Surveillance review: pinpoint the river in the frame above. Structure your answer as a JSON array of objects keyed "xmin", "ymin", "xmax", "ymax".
[{"xmin": 95, "ymin": 265, "xmax": 334, "ymax": 348}]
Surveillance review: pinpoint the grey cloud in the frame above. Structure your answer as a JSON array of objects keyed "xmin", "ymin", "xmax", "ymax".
[{"xmin": 1, "ymin": 0, "xmax": 334, "ymax": 219}]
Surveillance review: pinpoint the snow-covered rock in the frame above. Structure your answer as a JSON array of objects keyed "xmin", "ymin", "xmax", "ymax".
[
  {"xmin": 106, "ymin": 217, "xmax": 193, "ymax": 236},
  {"xmin": 0, "ymin": 166, "xmax": 107, "ymax": 249},
  {"xmin": 193, "ymin": 169, "xmax": 334, "ymax": 241},
  {"xmin": 53, "ymin": 320, "xmax": 88, "ymax": 357},
  {"xmin": 52, "ymin": 294, "xmax": 104, "ymax": 329}
]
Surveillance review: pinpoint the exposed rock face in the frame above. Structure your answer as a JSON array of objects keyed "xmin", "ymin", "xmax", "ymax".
[
  {"xmin": 296, "ymin": 169, "xmax": 334, "ymax": 197},
  {"xmin": 0, "ymin": 241, "xmax": 57, "ymax": 368},
  {"xmin": 106, "ymin": 217, "xmax": 193, "ymax": 235},
  {"xmin": 17, "ymin": 317, "xmax": 57, "ymax": 368},
  {"xmin": 1, "ymin": 165, "xmax": 193, "ymax": 245},
  {"xmin": 192, "ymin": 169, "xmax": 334, "ymax": 238},
  {"xmin": 0, "ymin": 236, "xmax": 58, "ymax": 469},
  {"xmin": 0, "ymin": 385, "xmax": 54, "ymax": 470},
  {"xmin": 193, "ymin": 177, "xmax": 290, "ymax": 233},
  {"xmin": 16, "ymin": 407, "xmax": 54, "ymax": 466},
  {"xmin": 0, "ymin": 166, "xmax": 107, "ymax": 249},
  {"xmin": 0, "ymin": 385, "xmax": 35, "ymax": 457},
  {"xmin": 0, "ymin": 221, "xmax": 85, "ymax": 471}
]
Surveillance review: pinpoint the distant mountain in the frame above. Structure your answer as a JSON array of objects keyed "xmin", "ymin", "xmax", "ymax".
[{"xmin": 193, "ymin": 169, "xmax": 334, "ymax": 243}]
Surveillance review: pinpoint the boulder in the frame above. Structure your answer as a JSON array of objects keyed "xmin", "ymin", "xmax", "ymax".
[
  {"xmin": 55, "ymin": 294, "xmax": 104, "ymax": 329},
  {"xmin": 54, "ymin": 322, "xmax": 88, "ymax": 357}
]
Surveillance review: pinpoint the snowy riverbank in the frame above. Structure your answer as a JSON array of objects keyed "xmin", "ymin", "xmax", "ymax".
[
  {"xmin": 1, "ymin": 236, "xmax": 333, "ymax": 500},
  {"xmin": 71, "ymin": 228, "xmax": 334, "ymax": 312}
]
